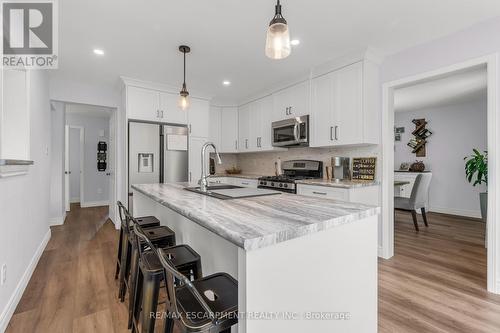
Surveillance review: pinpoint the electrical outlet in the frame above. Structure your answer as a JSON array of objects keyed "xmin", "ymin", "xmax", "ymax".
[{"xmin": 1, "ymin": 264, "xmax": 6, "ymax": 285}]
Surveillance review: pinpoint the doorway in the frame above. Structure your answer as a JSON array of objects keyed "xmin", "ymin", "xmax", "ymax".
[
  {"xmin": 381, "ymin": 55, "xmax": 499, "ymax": 293},
  {"xmin": 66, "ymin": 126, "xmax": 84, "ymax": 207}
]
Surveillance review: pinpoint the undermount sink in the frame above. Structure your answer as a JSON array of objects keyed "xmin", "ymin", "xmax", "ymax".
[{"xmin": 184, "ymin": 185, "xmax": 281, "ymax": 200}]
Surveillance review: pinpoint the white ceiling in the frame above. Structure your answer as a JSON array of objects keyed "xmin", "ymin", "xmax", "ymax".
[
  {"xmin": 394, "ymin": 66, "xmax": 487, "ymax": 112},
  {"xmin": 65, "ymin": 103, "xmax": 112, "ymax": 118},
  {"xmin": 52, "ymin": 0, "xmax": 500, "ymax": 105}
]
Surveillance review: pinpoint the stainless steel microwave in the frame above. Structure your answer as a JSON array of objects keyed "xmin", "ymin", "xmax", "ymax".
[{"xmin": 272, "ymin": 115, "xmax": 309, "ymax": 147}]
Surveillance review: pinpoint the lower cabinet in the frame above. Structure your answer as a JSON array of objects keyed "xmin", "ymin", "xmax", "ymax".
[
  {"xmin": 297, "ymin": 184, "xmax": 379, "ymax": 206},
  {"xmin": 210, "ymin": 177, "xmax": 258, "ymax": 188}
]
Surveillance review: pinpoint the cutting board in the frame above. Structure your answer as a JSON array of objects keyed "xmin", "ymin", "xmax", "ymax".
[{"xmin": 211, "ymin": 188, "xmax": 282, "ymax": 198}]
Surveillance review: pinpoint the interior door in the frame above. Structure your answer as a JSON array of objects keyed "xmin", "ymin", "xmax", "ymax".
[
  {"xmin": 108, "ymin": 111, "xmax": 116, "ymax": 224},
  {"xmin": 64, "ymin": 125, "xmax": 70, "ymax": 211}
]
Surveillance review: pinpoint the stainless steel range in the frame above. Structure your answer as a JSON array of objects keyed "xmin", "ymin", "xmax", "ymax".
[{"xmin": 258, "ymin": 160, "xmax": 323, "ymax": 193}]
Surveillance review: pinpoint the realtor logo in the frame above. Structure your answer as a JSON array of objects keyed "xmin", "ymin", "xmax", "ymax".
[{"xmin": 2, "ymin": 0, "xmax": 58, "ymax": 68}]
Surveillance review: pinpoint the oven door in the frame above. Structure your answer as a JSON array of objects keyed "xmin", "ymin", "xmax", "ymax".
[{"xmin": 272, "ymin": 116, "xmax": 309, "ymax": 147}]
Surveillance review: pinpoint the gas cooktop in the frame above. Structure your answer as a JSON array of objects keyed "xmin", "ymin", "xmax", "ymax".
[{"xmin": 258, "ymin": 160, "xmax": 323, "ymax": 193}]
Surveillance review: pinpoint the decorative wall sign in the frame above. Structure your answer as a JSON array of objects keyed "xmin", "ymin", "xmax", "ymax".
[
  {"xmin": 351, "ymin": 157, "xmax": 377, "ymax": 181},
  {"xmin": 97, "ymin": 141, "xmax": 107, "ymax": 171},
  {"xmin": 408, "ymin": 118, "xmax": 432, "ymax": 157}
]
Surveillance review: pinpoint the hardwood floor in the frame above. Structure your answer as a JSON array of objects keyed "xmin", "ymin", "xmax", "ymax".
[
  {"xmin": 379, "ymin": 210, "xmax": 500, "ymax": 333},
  {"xmin": 7, "ymin": 205, "xmax": 500, "ymax": 332}
]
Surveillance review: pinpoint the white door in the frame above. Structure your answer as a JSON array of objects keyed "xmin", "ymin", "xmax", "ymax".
[
  {"xmin": 64, "ymin": 125, "xmax": 70, "ymax": 211},
  {"xmin": 333, "ymin": 62, "xmax": 363, "ymax": 145},
  {"xmin": 160, "ymin": 91, "xmax": 188, "ymax": 124},
  {"xmin": 188, "ymin": 98, "xmax": 210, "ymax": 137},
  {"xmin": 311, "ymin": 72, "xmax": 335, "ymax": 147},
  {"xmin": 259, "ymin": 95, "xmax": 274, "ymax": 150},
  {"xmin": 209, "ymin": 106, "xmax": 221, "ymax": 148},
  {"xmin": 127, "ymin": 86, "xmax": 161, "ymax": 122},
  {"xmin": 220, "ymin": 107, "xmax": 238, "ymax": 153},
  {"xmin": 108, "ymin": 111, "xmax": 117, "ymax": 224},
  {"xmin": 248, "ymin": 100, "xmax": 262, "ymax": 150},
  {"xmin": 188, "ymin": 137, "xmax": 208, "ymax": 184},
  {"xmin": 238, "ymin": 105, "xmax": 250, "ymax": 151}
]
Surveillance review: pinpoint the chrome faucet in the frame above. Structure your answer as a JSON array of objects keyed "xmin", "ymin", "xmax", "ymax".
[{"xmin": 199, "ymin": 142, "xmax": 222, "ymax": 192}]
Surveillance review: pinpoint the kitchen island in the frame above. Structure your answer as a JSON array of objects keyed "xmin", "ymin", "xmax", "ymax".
[{"xmin": 132, "ymin": 182, "xmax": 380, "ymax": 333}]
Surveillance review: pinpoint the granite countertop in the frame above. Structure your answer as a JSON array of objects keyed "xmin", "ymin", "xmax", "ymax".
[
  {"xmin": 295, "ymin": 179, "xmax": 379, "ymax": 189},
  {"xmin": 212, "ymin": 173, "xmax": 265, "ymax": 179},
  {"xmin": 132, "ymin": 183, "xmax": 380, "ymax": 251}
]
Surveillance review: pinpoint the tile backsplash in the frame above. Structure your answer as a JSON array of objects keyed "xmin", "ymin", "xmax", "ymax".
[{"xmin": 213, "ymin": 145, "xmax": 381, "ymax": 179}]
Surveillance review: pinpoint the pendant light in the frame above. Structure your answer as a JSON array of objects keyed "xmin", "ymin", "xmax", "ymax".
[
  {"xmin": 178, "ymin": 45, "xmax": 191, "ymax": 111},
  {"xmin": 265, "ymin": 0, "xmax": 291, "ymax": 60}
]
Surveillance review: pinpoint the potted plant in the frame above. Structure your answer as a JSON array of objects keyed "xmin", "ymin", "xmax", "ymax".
[{"xmin": 464, "ymin": 149, "xmax": 488, "ymax": 221}]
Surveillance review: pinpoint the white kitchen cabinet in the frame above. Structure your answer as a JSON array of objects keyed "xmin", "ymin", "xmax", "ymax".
[
  {"xmin": 225, "ymin": 177, "xmax": 258, "ymax": 188},
  {"xmin": 159, "ymin": 92, "xmax": 188, "ymax": 124},
  {"xmin": 220, "ymin": 107, "xmax": 238, "ymax": 153},
  {"xmin": 127, "ymin": 86, "xmax": 161, "ymax": 122},
  {"xmin": 209, "ymin": 106, "xmax": 221, "ymax": 148},
  {"xmin": 127, "ymin": 86, "xmax": 189, "ymax": 124},
  {"xmin": 310, "ymin": 61, "xmax": 379, "ymax": 147},
  {"xmin": 297, "ymin": 183, "xmax": 379, "ymax": 206},
  {"xmin": 188, "ymin": 136, "xmax": 208, "ymax": 184},
  {"xmin": 238, "ymin": 105, "xmax": 250, "ymax": 151},
  {"xmin": 258, "ymin": 95, "xmax": 274, "ymax": 150},
  {"xmin": 188, "ymin": 98, "xmax": 210, "ymax": 138},
  {"xmin": 272, "ymin": 80, "xmax": 310, "ymax": 121}
]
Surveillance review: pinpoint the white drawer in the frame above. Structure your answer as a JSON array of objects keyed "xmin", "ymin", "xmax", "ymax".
[
  {"xmin": 227, "ymin": 177, "xmax": 258, "ymax": 188},
  {"xmin": 297, "ymin": 184, "xmax": 349, "ymax": 201}
]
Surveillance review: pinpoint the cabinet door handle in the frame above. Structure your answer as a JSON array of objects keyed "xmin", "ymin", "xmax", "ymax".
[
  {"xmin": 241, "ymin": 182, "xmax": 249, "ymax": 185},
  {"xmin": 334, "ymin": 125, "xmax": 338, "ymax": 140},
  {"xmin": 189, "ymin": 172, "xmax": 192, "ymax": 182},
  {"xmin": 156, "ymin": 110, "xmax": 160, "ymax": 118},
  {"xmin": 161, "ymin": 110, "xmax": 164, "ymax": 118},
  {"xmin": 245, "ymin": 139, "xmax": 248, "ymax": 149},
  {"xmin": 235, "ymin": 140, "xmax": 238, "ymax": 150},
  {"xmin": 289, "ymin": 106, "xmax": 292, "ymax": 115},
  {"xmin": 312, "ymin": 191, "xmax": 327, "ymax": 195},
  {"xmin": 189, "ymin": 124, "xmax": 192, "ymax": 133},
  {"xmin": 330, "ymin": 126, "xmax": 334, "ymax": 141}
]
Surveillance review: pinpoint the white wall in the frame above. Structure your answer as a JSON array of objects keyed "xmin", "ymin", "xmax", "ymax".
[
  {"xmin": 380, "ymin": 16, "xmax": 500, "ymax": 290},
  {"xmin": 395, "ymin": 97, "xmax": 487, "ymax": 217},
  {"xmin": 66, "ymin": 112, "xmax": 110, "ymax": 206},
  {"xmin": 69, "ymin": 128, "xmax": 81, "ymax": 202},
  {"xmin": 0, "ymin": 71, "xmax": 51, "ymax": 332},
  {"xmin": 49, "ymin": 101, "xmax": 66, "ymax": 224}
]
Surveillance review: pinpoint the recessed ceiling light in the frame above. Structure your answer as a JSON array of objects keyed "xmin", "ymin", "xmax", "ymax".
[
  {"xmin": 222, "ymin": 80, "xmax": 231, "ymax": 86},
  {"xmin": 290, "ymin": 39, "xmax": 300, "ymax": 46},
  {"xmin": 93, "ymin": 49, "xmax": 104, "ymax": 55}
]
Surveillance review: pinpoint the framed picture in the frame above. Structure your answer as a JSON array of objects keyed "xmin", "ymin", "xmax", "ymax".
[
  {"xmin": 395, "ymin": 127, "xmax": 405, "ymax": 134},
  {"xmin": 395, "ymin": 133, "xmax": 401, "ymax": 141}
]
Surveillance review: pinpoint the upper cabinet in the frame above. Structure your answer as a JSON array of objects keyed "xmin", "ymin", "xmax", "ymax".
[
  {"xmin": 272, "ymin": 80, "xmax": 310, "ymax": 121},
  {"xmin": 127, "ymin": 86, "xmax": 188, "ymax": 124},
  {"xmin": 188, "ymin": 98, "xmax": 210, "ymax": 138},
  {"xmin": 238, "ymin": 104, "xmax": 250, "ymax": 151},
  {"xmin": 219, "ymin": 107, "xmax": 238, "ymax": 153},
  {"xmin": 0, "ymin": 69, "xmax": 30, "ymax": 161},
  {"xmin": 209, "ymin": 106, "xmax": 221, "ymax": 148},
  {"xmin": 310, "ymin": 61, "xmax": 379, "ymax": 147}
]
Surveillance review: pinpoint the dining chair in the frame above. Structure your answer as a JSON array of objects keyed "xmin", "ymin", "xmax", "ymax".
[{"xmin": 394, "ymin": 173, "xmax": 432, "ymax": 231}]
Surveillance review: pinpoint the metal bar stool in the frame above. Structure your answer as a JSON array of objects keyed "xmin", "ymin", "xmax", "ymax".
[
  {"xmin": 157, "ymin": 246, "xmax": 237, "ymax": 333},
  {"xmin": 116, "ymin": 202, "xmax": 176, "ymax": 302},
  {"xmin": 115, "ymin": 201, "xmax": 160, "ymax": 281},
  {"xmin": 131, "ymin": 224, "xmax": 204, "ymax": 333}
]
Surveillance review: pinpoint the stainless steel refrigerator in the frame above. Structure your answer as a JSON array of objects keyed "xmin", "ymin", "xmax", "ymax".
[{"xmin": 128, "ymin": 121, "xmax": 188, "ymax": 211}]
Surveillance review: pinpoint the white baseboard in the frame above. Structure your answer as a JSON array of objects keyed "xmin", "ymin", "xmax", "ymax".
[
  {"xmin": 429, "ymin": 206, "xmax": 482, "ymax": 219},
  {"xmin": 70, "ymin": 197, "xmax": 80, "ymax": 203},
  {"xmin": 81, "ymin": 200, "xmax": 109, "ymax": 208},
  {"xmin": 48, "ymin": 212, "xmax": 66, "ymax": 226},
  {"xmin": 0, "ymin": 229, "xmax": 51, "ymax": 333}
]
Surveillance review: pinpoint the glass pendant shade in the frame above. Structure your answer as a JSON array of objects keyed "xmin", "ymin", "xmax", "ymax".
[
  {"xmin": 265, "ymin": 22, "xmax": 291, "ymax": 59},
  {"xmin": 178, "ymin": 90, "xmax": 190, "ymax": 111}
]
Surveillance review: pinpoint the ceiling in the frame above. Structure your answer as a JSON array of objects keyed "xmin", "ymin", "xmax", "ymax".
[
  {"xmin": 65, "ymin": 103, "xmax": 112, "ymax": 118},
  {"xmin": 52, "ymin": 0, "xmax": 500, "ymax": 105},
  {"xmin": 394, "ymin": 66, "xmax": 487, "ymax": 112}
]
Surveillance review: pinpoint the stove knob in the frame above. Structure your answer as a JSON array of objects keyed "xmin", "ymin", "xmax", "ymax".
[
  {"xmin": 271, "ymin": 182, "xmax": 274, "ymax": 186},
  {"xmin": 260, "ymin": 181, "xmax": 264, "ymax": 185},
  {"xmin": 279, "ymin": 183, "xmax": 283, "ymax": 187},
  {"xmin": 283, "ymin": 183, "xmax": 288, "ymax": 188}
]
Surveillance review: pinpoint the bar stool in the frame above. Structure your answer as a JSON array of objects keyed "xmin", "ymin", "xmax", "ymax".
[
  {"xmin": 132, "ymin": 224, "xmax": 204, "ymax": 333},
  {"xmin": 117, "ymin": 203, "xmax": 176, "ymax": 302},
  {"xmin": 157, "ymin": 247, "xmax": 237, "ymax": 333},
  {"xmin": 115, "ymin": 201, "xmax": 160, "ymax": 280}
]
